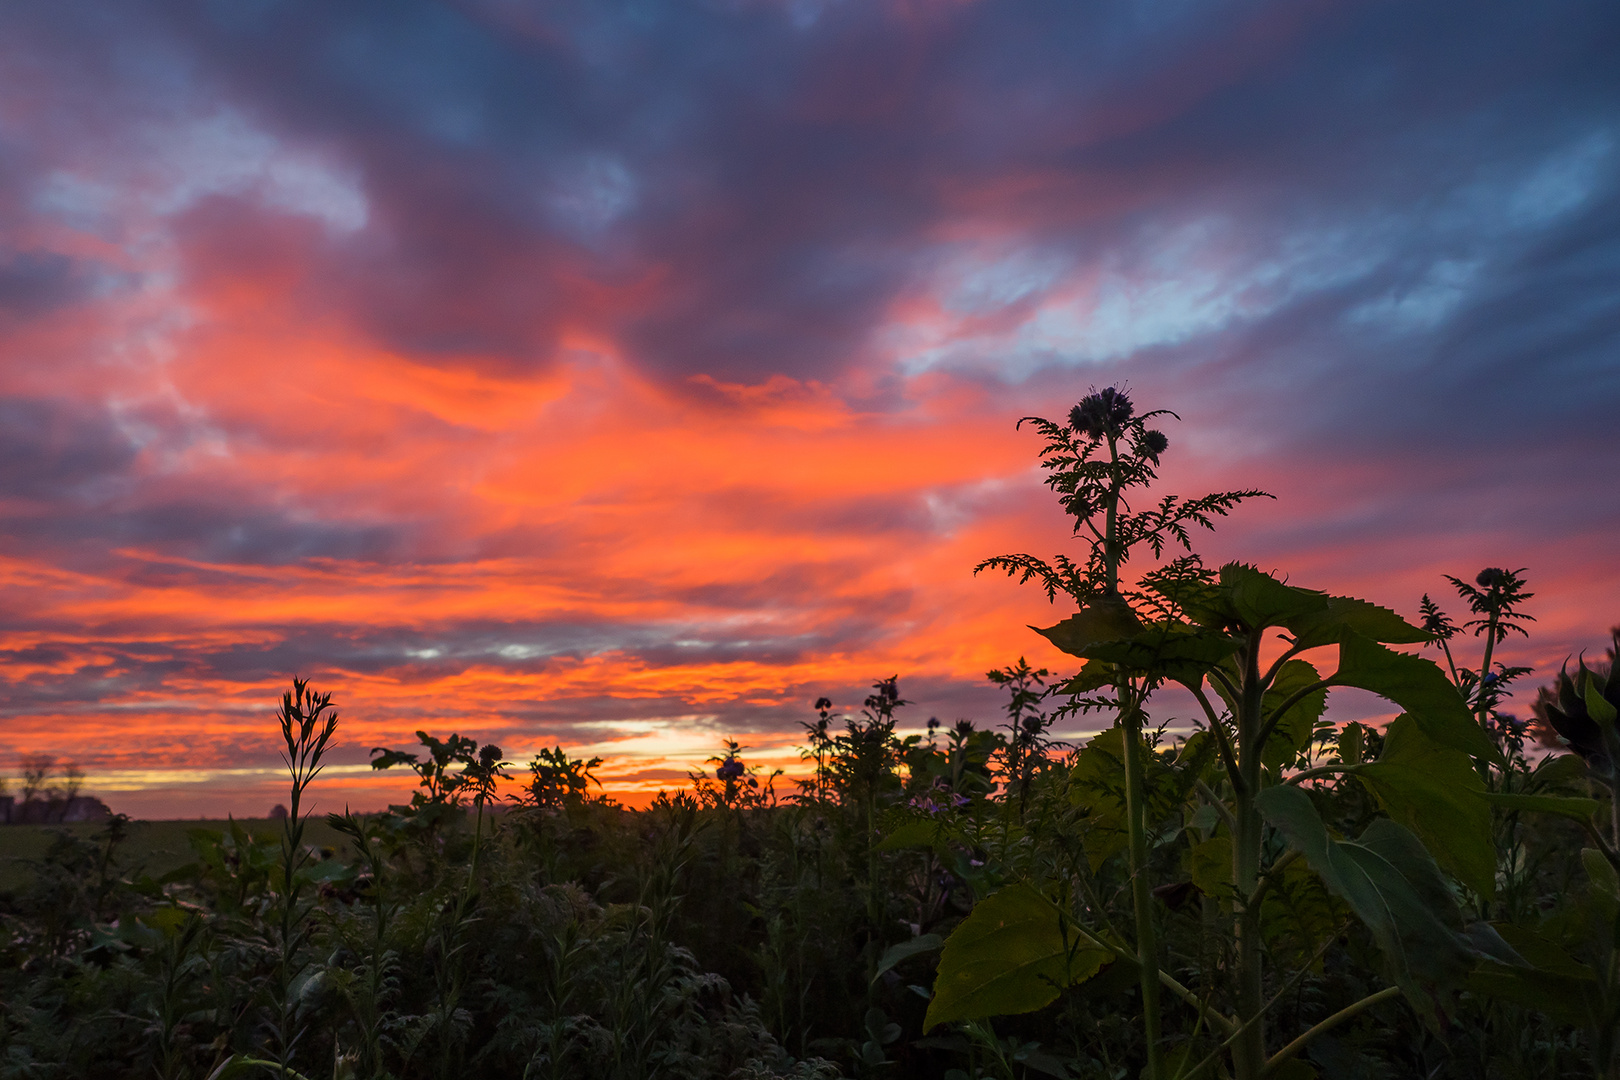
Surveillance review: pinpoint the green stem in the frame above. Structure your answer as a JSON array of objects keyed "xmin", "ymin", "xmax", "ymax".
[
  {"xmin": 1284, "ymin": 764, "xmax": 1357, "ymax": 787},
  {"xmin": 1259, "ymin": 987, "xmax": 1400, "ymax": 1077},
  {"xmin": 1232, "ymin": 631, "xmax": 1268, "ymax": 1080},
  {"xmin": 1475, "ymin": 605, "xmax": 1500, "ymax": 726},
  {"xmin": 1121, "ymin": 689, "xmax": 1164, "ymax": 1080}
]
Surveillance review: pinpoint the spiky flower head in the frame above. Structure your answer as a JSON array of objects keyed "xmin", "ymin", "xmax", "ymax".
[
  {"xmin": 1139, "ymin": 429, "xmax": 1168, "ymax": 464},
  {"xmin": 1532, "ymin": 627, "xmax": 1620, "ymax": 784},
  {"xmin": 1069, "ymin": 387, "xmax": 1134, "ymax": 440}
]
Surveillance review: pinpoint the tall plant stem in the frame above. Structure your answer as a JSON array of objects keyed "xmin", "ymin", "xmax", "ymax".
[
  {"xmin": 1100, "ymin": 427, "xmax": 1164, "ymax": 1080},
  {"xmin": 1121, "ymin": 688, "xmax": 1164, "ymax": 1080},
  {"xmin": 1231, "ymin": 632, "xmax": 1267, "ymax": 1080},
  {"xmin": 1475, "ymin": 607, "xmax": 1500, "ymax": 727}
]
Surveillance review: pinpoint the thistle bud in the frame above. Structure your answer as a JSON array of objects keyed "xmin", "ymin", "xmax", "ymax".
[{"xmin": 1140, "ymin": 429, "xmax": 1168, "ymax": 463}]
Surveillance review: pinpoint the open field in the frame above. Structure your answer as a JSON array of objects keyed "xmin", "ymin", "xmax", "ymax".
[{"xmin": 0, "ymin": 817, "xmax": 356, "ymax": 891}]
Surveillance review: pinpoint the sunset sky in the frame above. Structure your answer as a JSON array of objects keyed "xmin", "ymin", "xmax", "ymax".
[{"xmin": 2, "ymin": 1, "xmax": 1617, "ymax": 818}]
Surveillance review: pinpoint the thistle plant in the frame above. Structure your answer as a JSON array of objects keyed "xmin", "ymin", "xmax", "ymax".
[
  {"xmin": 941, "ymin": 389, "xmax": 1550, "ymax": 1080},
  {"xmin": 977, "ymin": 387, "xmax": 1267, "ymax": 1080},
  {"xmin": 1421, "ymin": 567, "xmax": 1536, "ymax": 726}
]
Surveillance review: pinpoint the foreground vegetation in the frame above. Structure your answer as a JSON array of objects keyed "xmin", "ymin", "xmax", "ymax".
[{"xmin": 2, "ymin": 390, "xmax": 1616, "ymax": 1080}]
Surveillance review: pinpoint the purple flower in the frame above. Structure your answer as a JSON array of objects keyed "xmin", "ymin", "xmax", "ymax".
[{"xmin": 1069, "ymin": 387, "xmax": 1134, "ymax": 440}]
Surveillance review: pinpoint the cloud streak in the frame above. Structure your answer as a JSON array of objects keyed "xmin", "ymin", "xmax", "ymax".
[{"xmin": 0, "ymin": 0, "xmax": 1616, "ymax": 814}]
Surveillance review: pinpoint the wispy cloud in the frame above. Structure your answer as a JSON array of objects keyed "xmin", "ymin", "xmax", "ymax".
[{"xmin": 0, "ymin": 0, "xmax": 1616, "ymax": 813}]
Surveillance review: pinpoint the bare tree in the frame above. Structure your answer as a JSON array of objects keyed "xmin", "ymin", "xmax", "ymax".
[
  {"xmin": 62, "ymin": 763, "xmax": 85, "ymax": 800},
  {"xmin": 20, "ymin": 756, "xmax": 55, "ymax": 802}
]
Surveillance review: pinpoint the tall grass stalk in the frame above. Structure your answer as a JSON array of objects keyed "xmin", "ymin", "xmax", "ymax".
[{"xmin": 272, "ymin": 679, "xmax": 339, "ymax": 1079}]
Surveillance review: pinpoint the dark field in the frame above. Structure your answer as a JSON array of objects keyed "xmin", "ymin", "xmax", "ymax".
[{"xmin": 0, "ymin": 818, "xmax": 355, "ymax": 891}]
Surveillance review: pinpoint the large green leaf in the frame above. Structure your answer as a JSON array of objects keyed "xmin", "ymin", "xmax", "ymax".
[
  {"xmin": 1259, "ymin": 855, "xmax": 1351, "ymax": 973},
  {"xmin": 1532, "ymin": 751, "xmax": 1593, "ymax": 788},
  {"xmin": 1031, "ymin": 594, "xmax": 1142, "ymax": 658},
  {"xmin": 1355, "ymin": 716, "xmax": 1495, "ymax": 898},
  {"xmin": 1068, "ymin": 727, "xmax": 1131, "ymax": 870},
  {"xmin": 1079, "ymin": 623, "xmax": 1240, "ymax": 683},
  {"xmin": 873, "ymin": 934, "xmax": 943, "ymax": 982},
  {"xmin": 924, "ymin": 884, "xmax": 1111, "ymax": 1031},
  {"xmin": 1069, "ymin": 726, "xmax": 1182, "ymax": 871},
  {"xmin": 876, "ymin": 818, "xmax": 960, "ymax": 853},
  {"xmin": 1466, "ymin": 923, "xmax": 1597, "ymax": 1026},
  {"xmin": 1483, "ymin": 792, "xmax": 1602, "ymax": 824},
  {"xmin": 1255, "ymin": 786, "xmax": 1478, "ymax": 1023},
  {"xmin": 1333, "ymin": 631, "xmax": 1500, "ymax": 762},
  {"xmin": 1289, "ymin": 596, "xmax": 1430, "ymax": 650},
  {"xmin": 1220, "ymin": 563, "xmax": 1329, "ymax": 629},
  {"xmin": 1186, "ymin": 835, "xmax": 1233, "ymax": 901}
]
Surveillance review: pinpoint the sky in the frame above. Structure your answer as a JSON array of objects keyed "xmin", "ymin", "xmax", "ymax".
[{"xmin": 1, "ymin": 0, "xmax": 1617, "ymax": 818}]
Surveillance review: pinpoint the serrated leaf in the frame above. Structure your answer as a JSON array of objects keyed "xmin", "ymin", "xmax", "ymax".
[
  {"xmin": 1261, "ymin": 660, "xmax": 1328, "ymax": 770},
  {"xmin": 1533, "ymin": 752, "xmax": 1594, "ymax": 788},
  {"xmin": 1338, "ymin": 723, "xmax": 1364, "ymax": 766},
  {"xmin": 1259, "ymin": 854, "xmax": 1350, "ymax": 972},
  {"xmin": 1355, "ymin": 716, "xmax": 1495, "ymax": 898},
  {"xmin": 1080, "ymin": 624, "xmax": 1240, "ymax": 683},
  {"xmin": 1289, "ymin": 596, "xmax": 1430, "ymax": 650},
  {"xmin": 1031, "ymin": 595, "xmax": 1142, "ymax": 658},
  {"xmin": 1483, "ymin": 792, "xmax": 1601, "ymax": 823},
  {"xmin": 1069, "ymin": 726, "xmax": 1180, "ymax": 871},
  {"xmin": 924, "ymin": 885, "xmax": 1111, "ymax": 1031},
  {"xmin": 877, "ymin": 819, "xmax": 954, "ymax": 853},
  {"xmin": 1255, "ymin": 785, "xmax": 1478, "ymax": 1024},
  {"xmin": 1186, "ymin": 835, "xmax": 1232, "ymax": 900},
  {"xmin": 1333, "ymin": 632, "xmax": 1500, "ymax": 763},
  {"xmin": 1220, "ymin": 563, "xmax": 1328, "ymax": 629}
]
